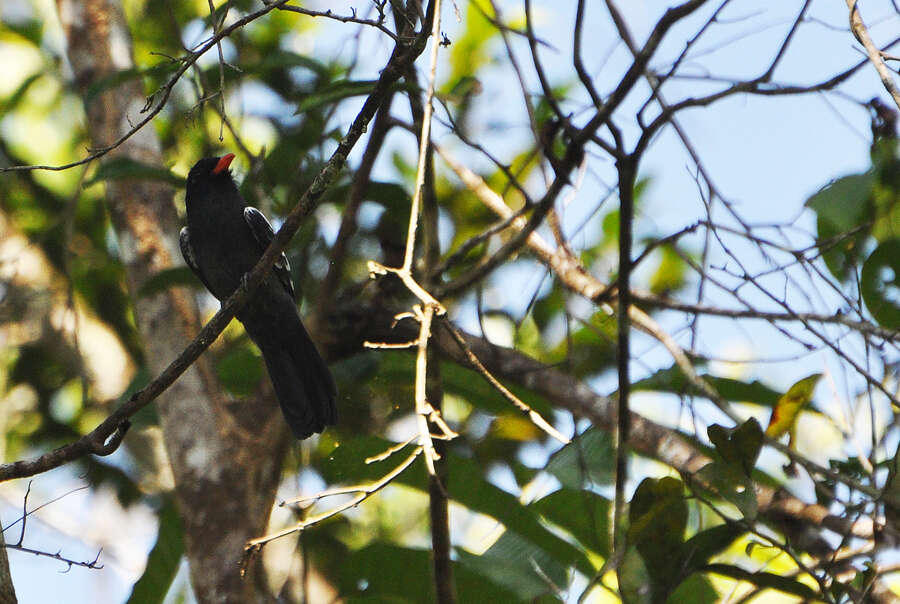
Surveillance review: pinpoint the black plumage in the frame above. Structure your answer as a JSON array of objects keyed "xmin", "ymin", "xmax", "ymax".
[{"xmin": 180, "ymin": 154, "xmax": 337, "ymax": 438}]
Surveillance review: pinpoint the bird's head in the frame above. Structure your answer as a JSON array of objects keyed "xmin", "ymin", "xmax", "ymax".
[{"xmin": 186, "ymin": 153, "xmax": 237, "ymax": 202}]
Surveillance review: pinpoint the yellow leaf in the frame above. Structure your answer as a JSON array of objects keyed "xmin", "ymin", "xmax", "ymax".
[{"xmin": 765, "ymin": 374, "xmax": 823, "ymax": 440}]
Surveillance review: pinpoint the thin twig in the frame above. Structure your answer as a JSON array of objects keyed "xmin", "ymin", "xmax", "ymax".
[
  {"xmin": 440, "ymin": 319, "xmax": 570, "ymax": 445},
  {"xmin": 206, "ymin": 0, "xmax": 228, "ymax": 141},
  {"xmin": 4, "ymin": 543, "xmax": 103, "ymax": 572},
  {"xmin": 263, "ymin": 0, "xmax": 399, "ymax": 41},
  {"xmin": 243, "ymin": 446, "xmax": 424, "ymax": 554}
]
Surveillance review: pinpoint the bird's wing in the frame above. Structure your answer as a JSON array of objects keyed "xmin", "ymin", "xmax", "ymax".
[
  {"xmin": 180, "ymin": 227, "xmax": 216, "ymax": 293},
  {"xmin": 243, "ymin": 207, "xmax": 295, "ymax": 299}
]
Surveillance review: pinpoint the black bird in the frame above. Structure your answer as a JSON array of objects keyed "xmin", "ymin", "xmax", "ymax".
[{"xmin": 180, "ymin": 153, "xmax": 337, "ymax": 438}]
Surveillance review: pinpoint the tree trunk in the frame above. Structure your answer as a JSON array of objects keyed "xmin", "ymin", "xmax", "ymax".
[{"xmin": 0, "ymin": 521, "xmax": 17, "ymax": 604}]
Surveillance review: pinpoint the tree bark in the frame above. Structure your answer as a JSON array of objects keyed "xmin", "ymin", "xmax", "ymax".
[
  {"xmin": 56, "ymin": 1, "xmax": 287, "ymax": 601},
  {"xmin": 0, "ymin": 521, "xmax": 17, "ymax": 604}
]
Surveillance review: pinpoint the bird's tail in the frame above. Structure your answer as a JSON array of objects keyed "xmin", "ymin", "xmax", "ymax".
[{"xmin": 245, "ymin": 308, "xmax": 337, "ymax": 439}]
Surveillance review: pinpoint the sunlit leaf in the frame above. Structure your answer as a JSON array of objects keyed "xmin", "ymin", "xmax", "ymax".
[
  {"xmin": 667, "ymin": 573, "xmax": 720, "ymax": 604},
  {"xmin": 703, "ymin": 563, "xmax": 819, "ymax": 600},
  {"xmin": 765, "ymin": 373, "xmax": 822, "ymax": 441}
]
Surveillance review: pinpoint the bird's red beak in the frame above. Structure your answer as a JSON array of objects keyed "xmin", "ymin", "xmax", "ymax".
[{"xmin": 212, "ymin": 153, "xmax": 235, "ymax": 175}]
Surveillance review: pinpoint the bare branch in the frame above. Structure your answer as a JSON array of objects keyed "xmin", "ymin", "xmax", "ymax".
[{"xmin": 847, "ymin": 0, "xmax": 900, "ymax": 110}]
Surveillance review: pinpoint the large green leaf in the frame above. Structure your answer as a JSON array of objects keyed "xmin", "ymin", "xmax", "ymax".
[
  {"xmin": 84, "ymin": 62, "xmax": 179, "ymax": 104},
  {"xmin": 137, "ymin": 266, "xmax": 199, "ymax": 298},
  {"xmin": 680, "ymin": 523, "xmax": 746, "ymax": 577},
  {"xmin": 633, "ymin": 365, "xmax": 781, "ymax": 406},
  {"xmin": 216, "ymin": 344, "xmax": 264, "ymax": 397},
  {"xmin": 861, "ymin": 239, "xmax": 900, "ymax": 328},
  {"xmin": 707, "ymin": 418, "xmax": 763, "ymax": 477},
  {"xmin": 457, "ymin": 531, "xmax": 565, "ymax": 602},
  {"xmin": 531, "ymin": 488, "xmax": 611, "ymax": 558},
  {"xmin": 666, "ymin": 573, "xmax": 720, "ymax": 604},
  {"xmin": 628, "ymin": 477, "xmax": 688, "ymax": 599},
  {"xmin": 317, "ymin": 435, "xmax": 593, "ymax": 578},
  {"xmin": 374, "ymin": 350, "xmax": 553, "ymax": 417},
  {"xmin": 544, "ymin": 428, "xmax": 615, "ymax": 489},
  {"xmin": 618, "ymin": 546, "xmax": 652, "ymax": 604},
  {"xmin": 703, "ymin": 563, "xmax": 819, "ymax": 599},
  {"xmin": 338, "ymin": 543, "xmax": 519, "ymax": 603},
  {"xmin": 693, "ymin": 461, "xmax": 757, "ymax": 521},
  {"xmin": 125, "ymin": 496, "xmax": 183, "ymax": 604},
  {"xmin": 295, "ymin": 79, "xmax": 402, "ymax": 114},
  {"xmin": 250, "ymin": 49, "xmax": 331, "ymax": 78},
  {"xmin": 806, "ymin": 172, "xmax": 874, "ymax": 230},
  {"xmin": 448, "ymin": 456, "xmax": 595, "ymax": 577},
  {"xmin": 86, "ymin": 157, "xmax": 183, "ymax": 187},
  {"xmin": 806, "ymin": 172, "xmax": 876, "ymax": 281}
]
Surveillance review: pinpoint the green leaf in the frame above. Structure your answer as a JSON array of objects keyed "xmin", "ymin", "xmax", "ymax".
[
  {"xmin": 445, "ymin": 0, "xmax": 498, "ymax": 96},
  {"xmin": 216, "ymin": 344, "xmax": 264, "ymax": 397},
  {"xmin": 680, "ymin": 523, "xmax": 746, "ymax": 576},
  {"xmin": 666, "ymin": 573, "xmax": 720, "ymax": 604},
  {"xmin": 86, "ymin": 157, "xmax": 183, "ymax": 187},
  {"xmin": 708, "ymin": 418, "xmax": 763, "ymax": 476},
  {"xmin": 693, "ymin": 461, "xmax": 757, "ymax": 521},
  {"xmin": 251, "ymin": 49, "xmax": 331, "ymax": 77},
  {"xmin": 324, "ymin": 181, "xmax": 411, "ymax": 208},
  {"xmin": 448, "ymin": 456, "xmax": 594, "ymax": 577},
  {"xmin": 861, "ymin": 239, "xmax": 900, "ymax": 329},
  {"xmin": 374, "ymin": 350, "xmax": 553, "ymax": 418},
  {"xmin": 544, "ymin": 428, "xmax": 615, "ymax": 489},
  {"xmin": 295, "ymin": 79, "xmax": 380, "ymax": 114},
  {"xmin": 531, "ymin": 489, "xmax": 611, "ymax": 558},
  {"xmin": 319, "ymin": 435, "xmax": 422, "ymax": 486},
  {"xmin": 806, "ymin": 172, "xmax": 876, "ymax": 281},
  {"xmin": 628, "ymin": 477, "xmax": 688, "ymax": 600},
  {"xmin": 618, "ymin": 546, "xmax": 652, "ymax": 604},
  {"xmin": 5, "ymin": 18, "xmax": 44, "ymax": 45},
  {"xmin": 137, "ymin": 266, "xmax": 200, "ymax": 297},
  {"xmin": 84, "ymin": 62, "xmax": 179, "ymax": 104},
  {"xmin": 338, "ymin": 543, "xmax": 520, "ymax": 603},
  {"xmin": 0, "ymin": 73, "xmax": 42, "ymax": 115},
  {"xmin": 552, "ymin": 311, "xmax": 617, "ymax": 377},
  {"xmin": 319, "ymin": 436, "xmax": 593, "ymax": 578},
  {"xmin": 337, "ymin": 543, "xmax": 429, "ymax": 603},
  {"xmin": 703, "ymin": 563, "xmax": 820, "ymax": 600},
  {"xmin": 649, "ymin": 244, "xmax": 687, "ymax": 295},
  {"xmin": 458, "ymin": 532, "xmax": 565, "ymax": 602},
  {"xmin": 806, "ymin": 172, "xmax": 875, "ymax": 231},
  {"xmin": 632, "ymin": 366, "xmax": 782, "ymax": 407},
  {"xmin": 125, "ymin": 496, "xmax": 183, "ymax": 604},
  {"xmin": 514, "ymin": 315, "xmax": 543, "ymax": 358}
]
